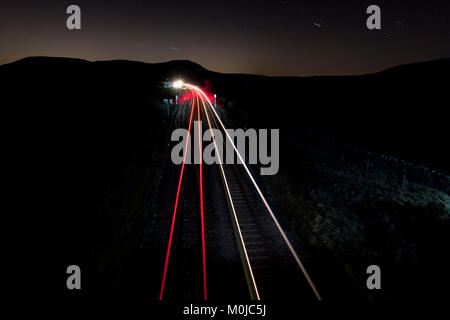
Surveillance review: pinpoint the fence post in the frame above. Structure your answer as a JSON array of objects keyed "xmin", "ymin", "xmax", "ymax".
[{"xmin": 402, "ymin": 162, "xmax": 407, "ymax": 192}]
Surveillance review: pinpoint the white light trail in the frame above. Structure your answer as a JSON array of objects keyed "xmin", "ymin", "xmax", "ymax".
[
  {"xmin": 198, "ymin": 91, "xmax": 260, "ymax": 300},
  {"xmin": 188, "ymin": 84, "xmax": 322, "ymax": 301},
  {"xmin": 173, "ymin": 80, "xmax": 183, "ymax": 89}
]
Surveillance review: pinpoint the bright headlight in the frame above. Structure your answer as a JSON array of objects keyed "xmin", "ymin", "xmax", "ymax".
[{"xmin": 173, "ymin": 80, "xmax": 183, "ymax": 89}]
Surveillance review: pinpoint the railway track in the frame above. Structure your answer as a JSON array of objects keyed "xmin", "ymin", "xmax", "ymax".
[
  {"xmin": 160, "ymin": 97, "xmax": 207, "ymax": 300},
  {"xmin": 165, "ymin": 162, "xmax": 203, "ymax": 300},
  {"xmin": 201, "ymin": 99, "xmax": 279, "ymax": 299},
  {"xmin": 221, "ymin": 164, "xmax": 277, "ymax": 298},
  {"xmin": 159, "ymin": 87, "xmax": 321, "ymax": 301}
]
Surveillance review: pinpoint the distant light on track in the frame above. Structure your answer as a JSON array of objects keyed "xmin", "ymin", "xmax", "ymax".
[{"xmin": 173, "ymin": 80, "xmax": 184, "ymax": 89}]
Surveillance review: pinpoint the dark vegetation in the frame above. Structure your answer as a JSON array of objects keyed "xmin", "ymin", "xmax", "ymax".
[
  {"xmin": 219, "ymin": 59, "xmax": 450, "ymax": 301},
  {"xmin": 259, "ymin": 135, "xmax": 449, "ymax": 301}
]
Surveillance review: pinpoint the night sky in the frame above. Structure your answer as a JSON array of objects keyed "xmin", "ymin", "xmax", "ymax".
[{"xmin": 1, "ymin": 0, "xmax": 449, "ymax": 76}]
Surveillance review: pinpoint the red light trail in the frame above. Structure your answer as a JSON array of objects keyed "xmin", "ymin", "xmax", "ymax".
[
  {"xmin": 178, "ymin": 91, "xmax": 194, "ymax": 104},
  {"xmin": 159, "ymin": 89, "xmax": 208, "ymax": 301},
  {"xmin": 159, "ymin": 95, "xmax": 195, "ymax": 301},
  {"xmin": 196, "ymin": 92, "xmax": 208, "ymax": 300}
]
